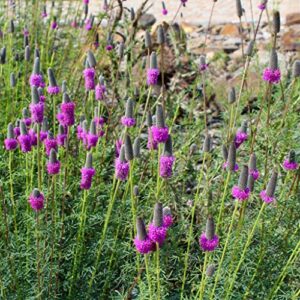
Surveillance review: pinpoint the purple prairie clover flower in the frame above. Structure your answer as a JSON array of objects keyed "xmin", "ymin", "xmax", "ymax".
[
  {"xmin": 14, "ymin": 125, "xmax": 20, "ymax": 137},
  {"xmin": 260, "ymin": 169, "xmax": 278, "ymax": 203},
  {"xmin": 86, "ymin": 121, "xmax": 98, "ymax": 149},
  {"xmin": 121, "ymin": 98, "xmax": 136, "ymax": 127},
  {"xmin": 199, "ymin": 55, "xmax": 208, "ymax": 72},
  {"xmin": 121, "ymin": 117, "xmax": 136, "ymax": 127},
  {"xmin": 23, "ymin": 28, "xmax": 29, "ymax": 37},
  {"xmin": 83, "ymin": 67, "xmax": 96, "ymax": 91},
  {"xmin": 47, "ymin": 68, "xmax": 60, "ymax": 95},
  {"xmin": 234, "ymin": 121, "xmax": 248, "ymax": 148},
  {"xmin": 18, "ymin": 121, "xmax": 32, "ymax": 153},
  {"xmin": 160, "ymin": 135, "xmax": 175, "ymax": 178},
  {"xmin": 47, "ymin": 149, "xmax": 60, "ymax": 175},
  {"xmin": 148, "ymin": 203, "xmax": 167, "ymax": 246},
  {"xmin": 41, "ymin": 5, "xmax": 47, "ymax": 18},
  {"xmin": 30, "ymin": 102, "xmax": 44, "ymax": 124},
  {"xmin": 83, "ymin": 0, "xmax": 89, "ymax": 3},
  {"xmin": 115, "ymin": 139, "xmax": 123, "ymax": 157},
  {"xmin": 23, "ymin": 117, "xmax": 32, "ymax": 127},
  {"xmin": 30, "ymin": 74, "xmax": 44, "ymax": 88},
  {"xmin": 80, "ymin": 153, "xmax": 95, "ymax": 190},
  {"xmin": 115, "ymin": 146, "xmax": 129, "ymax": 181},
  {"xmin": 22, "ymin": 108, "xmax": 32, "ymax": 126},
  {"xmin": 249, "ymin": 169, "xmax": 260, "ymax": 180},
  {"xmin": 59, "ymin": 94, "xmax": 75, "ymax": 126},
  {"xmin": 47, "ymin": 85, "xmax": 60, "ymax": 95},
  {"xmin": 29, "ymin": 128, "xmax": 37, "ymax": 146},
  {"xmin": 40, "ymin": 130, "xmax": 47, "ymax": 141},
  {"xmin": 5, "ymin": 123, "xmax": 18, "ymax": 151},
  {"xmin": 71, "ymin": 20, "xmax": 78, "ymax": 28},
  {"xmin": 147, "ymin": 127, "xmax": 158, "ymax": 150},
  {"xmin": 57, "ymin": 125, "xmax": 67, "ymax": 147},
  {"xmin": 283, "ymin": 150, "xmax": 298, "ymax": 171},
  {"xmin": 223, "ymin": 161, "xmax": 239, "ymax": 172},
  {"xmin": 162, "ymin": 1, "xmax": 168, "ymax": 15},
  {"xmin": 51, "ymin": 17, "xmax": 58, "ymax": 30},
  {"xmin": 29, "ymin": 189, "xmax": 44, "ymax": 211},
  {"xmin": 94, "ymin": 116, "xmax": 105, "ymax": 126},
  {"xmin": 258, "ymin": 1, "xmax": 267, "ymax": 10},
  {"xmin": 134, "ymin": 218, "xmax": 154, "ymax": 254},
  {"xmin": 95, "ymin": 83, "xmax": 106, "ymax": 100},
  {"xmin": 44, "ymin": 132, "xmax": 58, "ymax": 156},
  {"xmin": 199, "ymin": 216, "xmax": 219, "ymax": 252},
  {"xmin": 106, "ymin": 44, "xmax": 114, "ymax": 51},
  {"xmin": 147, "ymin": 68, "xmax": 159, "ymax": 86},
  {"xmin": 151, "ymin": 126, "xmax": 169, "ymax": 143},
  {"xmin": 38, "ymin": 88, "xmax": 46, "ymax": 102},
  {"xmin": 263, "ymin": 68, "xmax": 281, "ymax": 84},
  {"xmin": 232, "ymin": 165, "xmax": 250, "ymax": 201},
  {"xmin": 163, "ymin": 207, "xmax": 173, "ymax": 228}
]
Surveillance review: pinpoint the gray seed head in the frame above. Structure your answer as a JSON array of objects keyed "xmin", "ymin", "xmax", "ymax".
[
  {"xmin": 203, "ymin": 134, "xmax": 212, "ymax": 153},
  {"xmin": 292, "ymin": 60, "xmax": 300, "ymax": 78},
  {"xmin": 236, "ymin": 0, "xmax": 243, "ymax": 18},
  {"xmin": 85, "ymin": 153, "xmax": 93, "ymax": 168},
  {"xmin": 119, "ymin": 145, "xmax": 126, "ymax": 162},
  {"xmin": 247, "ymin": 175, "xmax": 255, "ymax": 192},
  {"xmin": 84, "ymin": 3, "xmax": 88, "ymax": 16},
  {"xmin": 206, "ymin": 264, "xmax": 216, "ymax": 277},
  {"xmin": 34, "ymin": 48, "xmax": 40, "ymax": 59},
  {"xmin": 48, "ymin": 131, "xmax": 54, "ymax": 139},
  {"xmin": 82, "ymin": 120, "xmax": 88, "ymax": 132},
  {"xmin": 228, "ymin": 87, "xmax": 236, "ymax": 104},
  {"xmin": 20, "ymin": 121, "xmax": 27, "ymax": 135},
  {"xmin": 273, "ymin": 11, "xmax": 280, "ymax": 34},
  {"xmin": 269, "ymin": 48, "xmax": 278, "ymax": 70},
  {"xmin": 238, "ymin": 165, "xmax": 249, "ymax": 190},
  {"xmin": 87, "ymin": 50, "xmax": 97, "ymax": 68},
  {"xmin": 249, "ymin": 153, "xmax": 257, "ymax": 170},
  {"xmin": 240, "ymin": 120, "xmax": 248, "ymax": 133},
  {"xmin": 200, "ymin": 55, "xmax": 206, "ymax": 66},
  {"xmin": 0, "ymin": 47, "xmax": 6, "ymax": 64},
  {"xmin": 89, "ymin": 120, "xmax": 96, "ymax": 135},
  {"xmin": 22, "ymin": 108, "xmax": 30, "ymax": 118},
  {"xmin": 133, "ymin": 185, "xmax": 139, "ymax": 197},
  {"xmin": 10, "ymin": 73, "xmax": 16, "ymax": 87},
  {"xmin": 49, "ymin": 149, "xmax": 57, "ymax": 164},
  {"xmin": 164, "ymin": 135, "xmax": 173, "ymax": 156},
  {"xmin": 31, "ymin": 86, "xmax": 40, "ymax": 104},
  {"xmin": 153, "ymin": 203, "xmax": 163, "ymax": 227},
  {"xmin": 33, "ymin": 57, "xmax": 40, "ymax": 74},
  {"xmin": 163, "ymin": 206, "xmax": 171, "ymax": 216},
  {"xmin": 146, "ymin": 111, "xmax": 153, "ymax": 127},
  {"xmin": 63, "ymin": 92, "xmax": 70, "ymax": 103},
  {"xmin": 130, "ymin": 7, "xmax": 135, "ymax": 21},
  {"xmin": 48, "ymin": 68, "xmax": 58, "ymax": 87},
  {"xmin": 24, "ymin": 35, "xmax": 29, "ymax": 47},
  {"xmin": 80, "ymin": 115, "xmax": 86, "ymax": 123},
  {"xmin": 227, "ymin": 142, "xmax": 236, "ymax": 171},
  {"xmin": 125, "ymin": 98, "xmax": 134, "ymax": 119},
  {"xmin": 222, "ymin": 144, "xmax": 228, "ymax": 160},
  {"xmin": 150, "ymin": 52, "xmax": 158, "ymax": 69},
  {"xmin": 246, "ymin": 40, "xmax": 255, "ymax": 57},
  {"xmin": 156, "ymin": 104, "xmax": 165, "ymax": 128},
  {"xmin": 162, "ymin": 1, "xmax": 166, "ymax": 10},
  {"xmin": 42, "ymin": 117, "xmax": 49, "ymax": 131},
  {"xmin": 33, "ymin": 188, "xmax": 41, "ymax": 198},
  {"xmin": 133, "ymin": 137, "xmax": 141, "ymax": 158},
  {"xmin": 189, "ymin": 143, "xmax": 198, "ymax": 155},
  {"xmin": 145, "ymin": 31, "xmax": 152, "ymax": 49},
  {"xmin": 266, "ymin": 169, "xmax": 278, "ymax": 198},
  {"xmin": 136, "ymin": 218, "xmax": 147, "ymax": 241},
  {"xmin": 25, "ymin": 45, "xmax": 30, "ymax": 61},
  {"xmin": 38, "ymin": 87, "xmax": 44, "ymax": 97},
  {"xmin": 124, "ymin": 134, "xmax": 134, "ymax": 161},
  {"xmin": 7, "ymin": 123, "xmax": 14, "ymax": 139},
  {"xmin": 62, "ymin": 80, "xmax": 67, "ymax": 93},
  {"xmin": 288, "ymin": 150, "xmax": 296, "ymax": 163},
  {"xmin": 157, "ymin": 25, "xmax": 165, "ymax": 45},
  {"xmin": 205, "ymin": 215, "xmax": 215, "ymax": 240},
  {"xmin": 58, "ymin": 124, "xmax": 65, "ymax": 135},
  {"xmin": 99, "ymin": 75, "xmax": 105, "ymax": 85},
  {"xmin": 9, "ymin": 19, "xmax": 15, "ymax": 33}
]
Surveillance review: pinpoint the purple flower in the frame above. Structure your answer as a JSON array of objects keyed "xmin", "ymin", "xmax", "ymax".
[
  {"xmin": 51, "ymin": 21, "xmax": 58, "ymax": 30},
  {"xmin": 162, "ymin": 9, "xmax": 168, "ymax": 15},
  {"xmin": 18, "ymin": 135, "xmax": 31, "ymax": 153},
  {"xmin": 121, "ymin": 116, "xmax": 136, "ymax": 127},
  {"xmin": 14, "ymin": 127, "xmax": 20, "ymax": 137},
  {"xmin": 29, "ymin": 190, "xmax": 44, "ymax": 211},
  {"xmin": 57, "ymin": 133, "xmax": 67, "ymax": 146},
  {"xmin": 39, "ymin": 95, "xmax": 46, "ymax": 102},
  {"xmin": 40, "ymin": 131, "xmax": 48, "ymax": 141},
  {"xmin": 223, "ymin": 161, "xmax": 239, "ymax": 172},
  {"xmin": 115, "ymin": 139, "xmax": 123, "ymax": 157},
  {"xmin": 29, "ymin": 129, "xmax": 37, "ymax": 146},
  {"xmin": 23, "ymin": 29, "xmax": 29, "ymax": 37},
  {"xmin": 147, "ymin": 68, "xmax": 159, "ymax": 86},
  {"xmin": 85, "ymin": 20, "xmax": 92, "ymax": 31},
  {"xmin": 148, "ymin": 223, "xmax": 167, "ymax": 245},
  {"xmin": 163, "ymin": 215, "xmax": 173, "ymax": 228},
  {"xmin": 23, "ymin": 118, "xmax": 32, "ymax": 127},
  {"xmin": 106, "ymin": 44, "xmax": 114, "ymax": 51},
  {"xmin": 94, "ymin": 116, "xmax": 105, "ymax": 126},
  {"xmin": 60, "ymin": 102, "xmax": 75, "ymax": 126},
  {"xmin": 249, "ymin": 169, "xmax": 260, "ymax": 180},
  {"xmin": 80, "ymin": 167, "xmax": 95, "ymax": 190},
  {"xmin": 41, "ymin": 12, "xmax": 47, "ymax": 18},
  {"xmin": 262, "ymin": 68, "xmax": 281, "ymax": 84},
  {"xmin": 159, "ymin": 155, "xmax": 175, "ymax": 178},
  {"xmin": 234, "ymin": 130, "xmax": 248, "ymax": 148},
  {"xmin": 232, "ymin": 186, "xmax": 250, "ymax": 201},
  {"xmin": 199, "ymin": 232, "xmax": 219, "ymax": 252},
  {"xmin": 258, "ymin": 2, "xmax": 267, "ymax": 10},
  {"xmin": 134, "ymin": 237, "xmax": 155, "ymax": 254},
  {"xmin": 115, "ymin": 158, "xmax": 129, "ymax": 181},
  {"xmin": 283, "ymin": 160, "xmax": 299, "ymax": 171},
  {"xmin": 83, "ymin": 68, "xmax": 95, "ymax": 91},
  {"xmin": 30, "ymin": 102, "xmax": 44, "ymax": 123},
  {"xmin": 44, "ymin": 136, "xmax": 58, "ymax": 156},
  {"xmin": 95, "ymin": 84, "xmax": 106, "ymax": 100},
  {"xmin": 199, "ymin": 63, "xmax": 208, "ymax": 72},
  {"xmin": 47, "ymin": 161, "xmax": 60, "ymax": 175},
  {"xmin": 260, "ymin": 190, "xmax": 274, "ymax": 204},
  {"xmin": 147, "ymin": 128, "xmax": 158, "ymax": 150},
  {"xmin": 29, "ymin": 74, "xmax": 44, "ymax": 88},
  {"xmin": 151, "ymin": 126, "xmax": 169, "ymax": 143},
  {"xmin": 86, "ymin": 133, "xmax": 98, "ymax": 149},
  {"xmin": 47, "ymin": 86, "xmax": 60, "ymax": 95},
  {"xmin": 4, "ymin": 138, "xmax": 18, "ymax": 151}
]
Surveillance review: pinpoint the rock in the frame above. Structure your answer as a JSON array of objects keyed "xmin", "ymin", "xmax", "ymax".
[
  {"xmin": 286, "ymin": 13, "xmax": 300, "ymax": 26},
  {"xmin": 187, "ymin": 36, "xmax": 206, "ymax": 54},
  {"xmin": 282, "ymin": 26, "xmax": 300, "ymax": 51},
  {"xmin": 220, "ymin": 24, "xmax": 240, "ymax": 37},
  {"xmin": 181, "ymin": 22, "xmax": 199, "ymax": 34},
  {"xmin": 138, "ymin": 14, "xmax": 156, "ymax": 29}
]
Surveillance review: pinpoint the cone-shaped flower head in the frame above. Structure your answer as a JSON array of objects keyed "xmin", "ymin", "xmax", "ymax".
[
  {"xmin": 47, "ymin": 149, "xmax": 60, "ymax": 175},
  {"xmin": 29, "ymin": 57, "xmax": 44, "ymax": 87},
  {"xmin": 47, "ymin": 68, "xmax": 60, "ymax": 94},
  {"xmin": 30, "ymin": 86, "xmax": 44, "ymax": 123},
  {"xmin": 236, "ymin": 0, "xmax": 243, "ymax": 18},
  {"xmin": 148, "ymin": 203, "xmax": 167, "ymax": 245},
  {"xmin": 115, "ymin": 145, "xmax": 129, "ymax": 181},
  {"xmin": 160, "ymin": 135, "xmax": 175, "ymax": 178},
  {"xmin": 145, "ymin": 30, "xmax": 152, "ymax": 49},
  {"xmin": 283, "ymin": 150, "xmax": 299, "ymax": 171},
  {"xmin": 40, "ymin": 117, "xmax": 49, "ymax": 141},
  {"xmin": 95, "ymin": 75, "xmax": 106, "ymax": 100},
  {"xmin": 59, "ymin": 92, "xmax": 75, "ymax": 126},
  {"xmin": 234, "ymin": 120, "xmax": 248, "ymax": 148},
  {"xmin": 10, "ymin": 73, "xmax": 16, "ymax": 87},
  {"xmin": 133, "ymin": 137, "xmax": 141, "ymax": 158},
  {"xmin": 246, "ymin": 40, "xmax": 255, "ymax": 57},
  {"xmin": 157, "ymin": 25, "xmax": 165, "ymax": 44},
  {"xmin": 199, "ymin": 55, "xmax": 208, "ymax": 72},
  {"xmin": 203, "ymin": 134, "xmax": 212, "ymax": 153},
  {"xmin": 227, "ymin": 142, "xmax": 237, "ymax": 172},
  {"xmin": 258, "ymin": 0, "xmax": 267, "ymax": 10},
  {"xmin": 38, "ymin": 87, "xmax": 46, "ymax": 102},
  {"xmin": 162, "ymin": 1, "xmax": 168, "ymax": 15},
  {"xmin": 228, "ymin": 87, "xmax": 236, "ymax": 104},
  {"xmin": 57, "ymin": 124, "xmax": 67, "ymax": 146},
  {"xmin": 87, "ymin": 50, "xmax": 96, "ymax": 68},
  {"xmin": 80, "ymin": 153, "xmax": 95, "ymax": 190},
  {"xmin": 147, "ymin": 52, "xmax": 159, "ymax": 86},
  {"xmin": 124, "ymin": 134, "xmax": 134, "ymax": 161},
  {"xmin": 29, "ymin": 188, "xmax": 44, "ymax": 211},
  {"xmin": 62, "ymin": 80, "xmax": 67, "ymax": 93},
  {"xmin": 22, "ymin": 108, "xmax": 32, "ymax": 126},
  {"xmin": 25, "ymin": 45, "xmax": 30, "ymax": 61},
  {"xmin": 44, "ymin": 131, "xmax": 58, "ymax": 156},
  {"xmin": 5, "ymin": 123, "xmax": 18, "ymax": 150},
  {"xmin": 18, "ymin": 121, "xmax": 31, "ymax": 152},
  {"xmin": 163, "ymin": 206, "xmax": 173, "ymax": 228},
  {"xmin": 199, "ymin": 216, "xmax": 219, "ymax": 251},
  {"xmin": 121, "ymin": 98, "xmax": 135, "ymax": 127},
  {"xmin": 232, "ymin": 165, "xmax": 250, "ymax": 201},
  {"xmin": 263, "ymin": 48, "xmax": 281, "ymax": 84},
  {"xmin": 86, "ymin": 120, "xmax": 98, "ymax": 149},
  {"xmin": 249, "ymin": 153, "xmax": 260, "ymax": 180},
  {"xmin": 260, "ymin": 168, "xmax": 278, "ymax": 203},
  {"xmin": 206, "ymin": 264, "xmax": 216, "ymax": 277},
  {"xmin": 151, "ymin": 104, "xmax": 169, "ymax": 144},
  {"xmin": 273, "ymin": 11, "xmax": 280, "ymax": 34},
  {"xmin": 134, "ymin": 218, "xmax": 154, "ymax": 254}
]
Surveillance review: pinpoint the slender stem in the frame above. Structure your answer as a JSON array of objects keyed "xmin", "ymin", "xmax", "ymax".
[
  {"xmin": 198, "ymin": 252, "xmax": 209, "ymax": 299},
  {"xmin": 145, "ymin": 255, "xmax": 153, "ymax": 300},
  {"xmin": 156, "ymin": 243, "xmax": 161, "ymax": 300},
  {"xmin": 9, "ymin": 151, "xmax": 18, "ymax": 234},
  {"xmin": 36, "ymin": 212, "xmax": 41, "ymax": 300}
]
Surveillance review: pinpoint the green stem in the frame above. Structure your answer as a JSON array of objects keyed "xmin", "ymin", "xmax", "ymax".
[
  {"xmin": 156, "ymin": 243, "xmax": 161, "ymax": 300},
  {"xmin": 198, "ymin": 252, "xmax": 209, "ymax": 299},
  {"xmin": 145, "ymin": 254, "xmax": 153, "ymax": 300}
]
